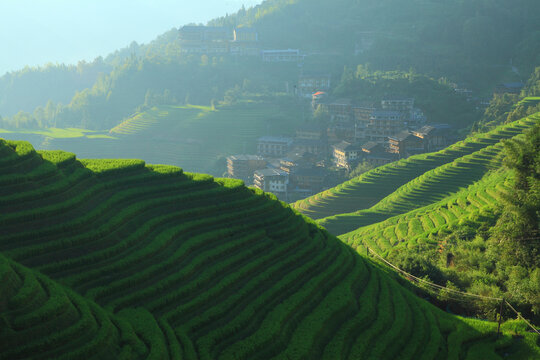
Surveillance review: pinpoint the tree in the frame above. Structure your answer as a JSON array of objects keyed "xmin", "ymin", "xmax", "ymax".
[{"xmin": 491, "ymin": 123, "xmax": 540, "ymax": 268}]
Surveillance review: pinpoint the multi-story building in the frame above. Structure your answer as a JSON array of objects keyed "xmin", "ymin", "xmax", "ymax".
[
  {"xmin": 332, "ymin": 141, "xmax": 363, "ymax": 169},
  {"xmin": 253, "ymin": 168, "xmax": 289, "ymax": 199},
  {"xmin": 226, "ymin": 155, "xmax": 266, "ymax": 184},
  {"xmin": 257, "ymin": 136, "xmax": 293, "ymax": 157},
  {"xmin": 388, "ymin": 131, "xmax": 424, "ymax": 158},
  {"xmin": 381, "ymin": 97, "xmax": 415, "ymax": 112},
  {"xmin": 360, "ymin": 142, "xmax": 396, "ymax": 166},
  {"xmin": 412, "ymin": 124, "xmax": 453, "ymax": 152},
  {"xmin": 325, "ymin": 99, "xmax": 352, "ymax": 122},
  {"xmin": 352, "ymin": 104, "xmax": 376, "ymax": 140},
  {"xmin": 291, "ymin": 138, "xmax": 327, "ymax": 156},
  {"xmin": 179, "ymin": 26, "xmax": 259, "ymax": 55},
  {"xmin": 261, "ymin": 49, "xmax": 304, "ymax": 62},
  {"xmin": 230, "ymin": 28, "xmax": 260, "ymax": 56},
  {"xmin": 297, "ymin": 73, "xmax": 331, "ymax": 97},
  {"xmin": 363, "ymin": 110, "xmax": 406, "ymax": 144},
  {"xmin": 291, "ymin": 167, "xmax": 327, "ymax": 193},
  {"xmin": 179, "ymin": 26, "xmax": 233, "ymax": 54}
]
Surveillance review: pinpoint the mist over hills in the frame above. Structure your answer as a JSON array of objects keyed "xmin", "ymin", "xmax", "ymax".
[{"xmin": 0, "ymin": 1, "xmax": 539, "ymax": 358}]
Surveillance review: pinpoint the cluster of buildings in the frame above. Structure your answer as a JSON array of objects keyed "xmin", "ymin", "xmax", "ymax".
[
  {"xmin": 225, "ymin": 75, "xmax": 457, "ymax": 201},
  {"xmin": 178, "ymin": 26, "xmax": 304, "ymax": 62},
  {"xmin": 227, "ymin": 124, "xmax": 331, "ymax": 201},
  {"xmin": 322, "ymin": 96, "xmax": 455, "ymax": 170}
]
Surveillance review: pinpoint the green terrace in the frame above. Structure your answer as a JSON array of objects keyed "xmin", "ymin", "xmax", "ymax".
[
  {"xmin": 339, "ymin": 169, "xmax": 510, "ymax": 255},
  {"xmin": 1, "ymin": 138, "xmax": 538, "ymax": 359}
]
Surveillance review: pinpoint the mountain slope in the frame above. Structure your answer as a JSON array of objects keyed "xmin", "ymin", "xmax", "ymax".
[{"xmin": 1, "ymin": 138, "xmax": 538, "ymax": 359}]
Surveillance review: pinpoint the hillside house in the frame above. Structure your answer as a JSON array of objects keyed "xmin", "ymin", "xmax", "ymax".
[
  {"xmin": 179, "ymin": 26, "xmax": 232, "ymax": 54},
  {"xmin": 298, "ymin": 73, "xmax": 331, "ymax": 97},
  {"xmin": 388, "ymin": 131, "xmax": 424, "ymax": 158},
  {"xmin": 363, "ymin": 110, "xmax": 406, "ymax": 144},
  {"xmin": 412, "ymin": 124, "xmax": 453, "ymax": 152},
  {"xmin": 257, "ymin": 136, "xmax": 293, "ymax": 157},
  {"xmin": 226, "ymin": 155, "xmax": 266, "ymax": 183},
  {"xmin": 261, "ymin": 49, "xmax": 304, "ymax": 62},
  {"xmin": 253, "ymin": 168, "xmax": 289, "ymax": 199},
  {"xmin": 381, "ymin": 97, "xmax": 414, "ymax": 112},
  {"xmin": 179, "ymin": 26, "xmax": 260, "ymax": 55},
  {"xmin": 291, "ymin": 138, "xmax": 327, "ymax": 156},
  {"xmin": 291, "ymin": 167, "xmax": 327, "ymax": 193},
  {"xmin": 326, "ymin": 99, "xmax": 353, "ymax": 122},
  {"xmin": 352, "ymin": 104, "xmax": 376, "ymax": 139},
  {"xmin": 332, "ymin": 141, "xmax": 363, "ymax": 169},
  {"xmin": 360, "ymin": 142, "xmax": 395, "ymax": 166},
  {"xmin": 234, "ymin": 28, "xmax": 258, "ymax": 42},
  {"xmin": 230, "ymin": 28, "xmax": 259, "ymax": 56}
]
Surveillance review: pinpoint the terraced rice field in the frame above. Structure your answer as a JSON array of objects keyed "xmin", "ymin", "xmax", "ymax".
[
  {"xmin": 0, "ymin": 100, "xmax": 304, "ymax": 175},
  {"xmin": 1, "ymin": 138, "xmax": 538, "ymax": 359},
  {"xmin": 339, "ymin": 169, "xmax": 511, "ymax": 254},
  {"xmin": 294, "ymin": 114, "xmax": 538, "ymax": 236}
]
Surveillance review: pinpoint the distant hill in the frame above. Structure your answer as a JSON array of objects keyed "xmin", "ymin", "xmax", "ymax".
[{"xmin": 1, "ymin": 138, "xmax": 538, "ymax": 359}]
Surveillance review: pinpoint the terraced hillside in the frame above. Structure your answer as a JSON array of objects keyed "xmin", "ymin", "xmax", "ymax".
[
  {"xmin": 340, "ymin": 169, "xmax": 510, "ymax": 254},
  {"xmin": 1, "ymin": 99, "xmax": 303, "ymax": 176},
  {"xmin": 293, "ymin": 114, "xmax": 539, "ymax": 235},
  {"xmin": 1, "ymin": 138, "xmax": 538, "ymax": 359}
]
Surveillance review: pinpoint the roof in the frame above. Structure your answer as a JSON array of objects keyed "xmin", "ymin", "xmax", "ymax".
[
  {"xmin": 414, "ymin": 124, "xmax": 452, "ymax": 136},
  {"xmin": 228, "ymin": 155, "xmax": 265, "ymax": 161},
  {"xmin": 361, "ymin": 141, "xmax": 382, "ymax": 152},
  {"xmin": 254, "ymin": 168, "xmax": 288, "ymax": 177},
  {"xmin": 333, "ymin": 141, "xmax": 362, "ymax": 152},
  {"xmin": 258, "ymin": 136, "xmax": 293, "ymax": 144},
  {"xmin": 388, "ymin": 131, "xmax": 416, "ymax": 142}
]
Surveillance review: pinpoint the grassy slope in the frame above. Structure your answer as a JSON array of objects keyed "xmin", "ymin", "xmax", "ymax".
[
  {"xmin": 0, "ymin": 98, "xmax": 304, "ymax": 175},
  {"xmin": 0, "ymin": 138, "xmax": 538, "ymax": 359},
  {"xmin": 292, "ymin": 113, "xmax": 539, "ymax": 236}
]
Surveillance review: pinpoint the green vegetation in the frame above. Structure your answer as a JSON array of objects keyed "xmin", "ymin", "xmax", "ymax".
[
  {"xmin": 0, "ymin": 97, "xmax": 304, "ymax": 175},
  {"xmin": 295, "ymin": 113, "xmax": 540, "ymax": 323},
  {"xmin": 0, "ymin": 127, "xmax": 116, "ymax": 139},
  {"xmin": 1, "ymin": 138, "xmax": 538, "ymax": 359}
]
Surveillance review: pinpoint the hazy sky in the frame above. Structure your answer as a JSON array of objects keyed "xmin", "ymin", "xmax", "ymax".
[{"xmin": 0, "ymin": 0, "xmax": 262, "ymax": 75}]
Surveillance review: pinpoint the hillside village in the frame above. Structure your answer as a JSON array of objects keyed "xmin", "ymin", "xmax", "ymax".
[
  {"xmin": 181, "ymin": 24, "xmax": 505, "ymax": 201},
  {"xmin": 206, "ymin": 22, "xmax": 463, "ymax": 202}
]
